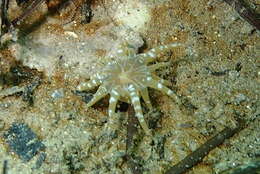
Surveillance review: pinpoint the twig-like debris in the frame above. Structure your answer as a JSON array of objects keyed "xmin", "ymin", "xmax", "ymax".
[
  {"xmin": 1, "ymin": 0, "xmax": 11, "ymax": 33},
  {"xmin": 2, "ymin": 160, "xmax": 8, "ymax": 174},
  {"xmin": 165, "ymin": 123, "xmax": 244, "ymax": 174},
  {"xmin": 0, "ymin": 0, "xmax": 45, "ymax": 44},
  {"xmin": 204, "ymin": 67, "xmax": 230, "ymax": 76},
  {"xmin": 223, "ymin": 0, "xmax": 260, "ymax": 31},
  {"xmin": 11, "ymin": 0, "xmax": 45, "ymax": 28},
  {"xmin": 124, "ymin": 105, "xmax": 143, "ymax": 174},
  {"xmin": 0, "ymin": 86, "xmax": 25, "ymax": 98}
]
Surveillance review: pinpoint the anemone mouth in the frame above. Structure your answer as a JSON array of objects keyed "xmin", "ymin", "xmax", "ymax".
[{"xmin": 118, "ymin": 71, "xmax": 132, "ymax": 84}]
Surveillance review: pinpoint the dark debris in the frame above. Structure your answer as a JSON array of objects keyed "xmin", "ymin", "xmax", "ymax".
[
  {"xmin": 16, "ymin": 0, "xmax": 30, "ymax": 6},
  {"xmin": 235, "ymin": 62, "xmax": 242, "ymax": 72},
  {"xmin": 116, "ymin": 101, "xmax": 129, "ymax": 112},
  {"xmin": 154, "ymin": 135, "xmax": 166, "ymax": 160},
  {"xmin": 73, "ymin": 90, "xmax": 93, "ymax": 104},
  {"xmin": 3, "ymin": 123, "xmax": 45, "ymax": 162},
  {"xmin": 0, "ymin": 63, "xmax": 42, "ymax": 105},
  {"xmin": 63, "ymin": 145, "xmax": 86, "ymax": 174},
  {"xmin": 0, "ymin": 64, "xmax": 39, "ymax": 87},
  {"xmin": 22, "ymin": 77, "xmax": 41, "ymax": 105},
  {"xmin": 147, "ymin": 109, "xmax": 163, "ymax": 130},
  {"xmin": 80, "ymin": 0, "xmax": 94, "ymax": 24}
]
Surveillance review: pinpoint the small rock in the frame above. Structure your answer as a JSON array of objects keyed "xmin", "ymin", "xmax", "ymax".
[
  {"xmin": 234, "ymin": 93, "xmax": 247, "ymax": 105},
  {"xmin": 51, "ymin": 89, "xmax": 64, "ymax": 99}
]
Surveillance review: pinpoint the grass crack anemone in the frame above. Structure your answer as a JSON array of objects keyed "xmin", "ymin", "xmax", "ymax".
[{"xmin": 77, "ymin": 42, "xmax": 182, "ymax": 135}]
